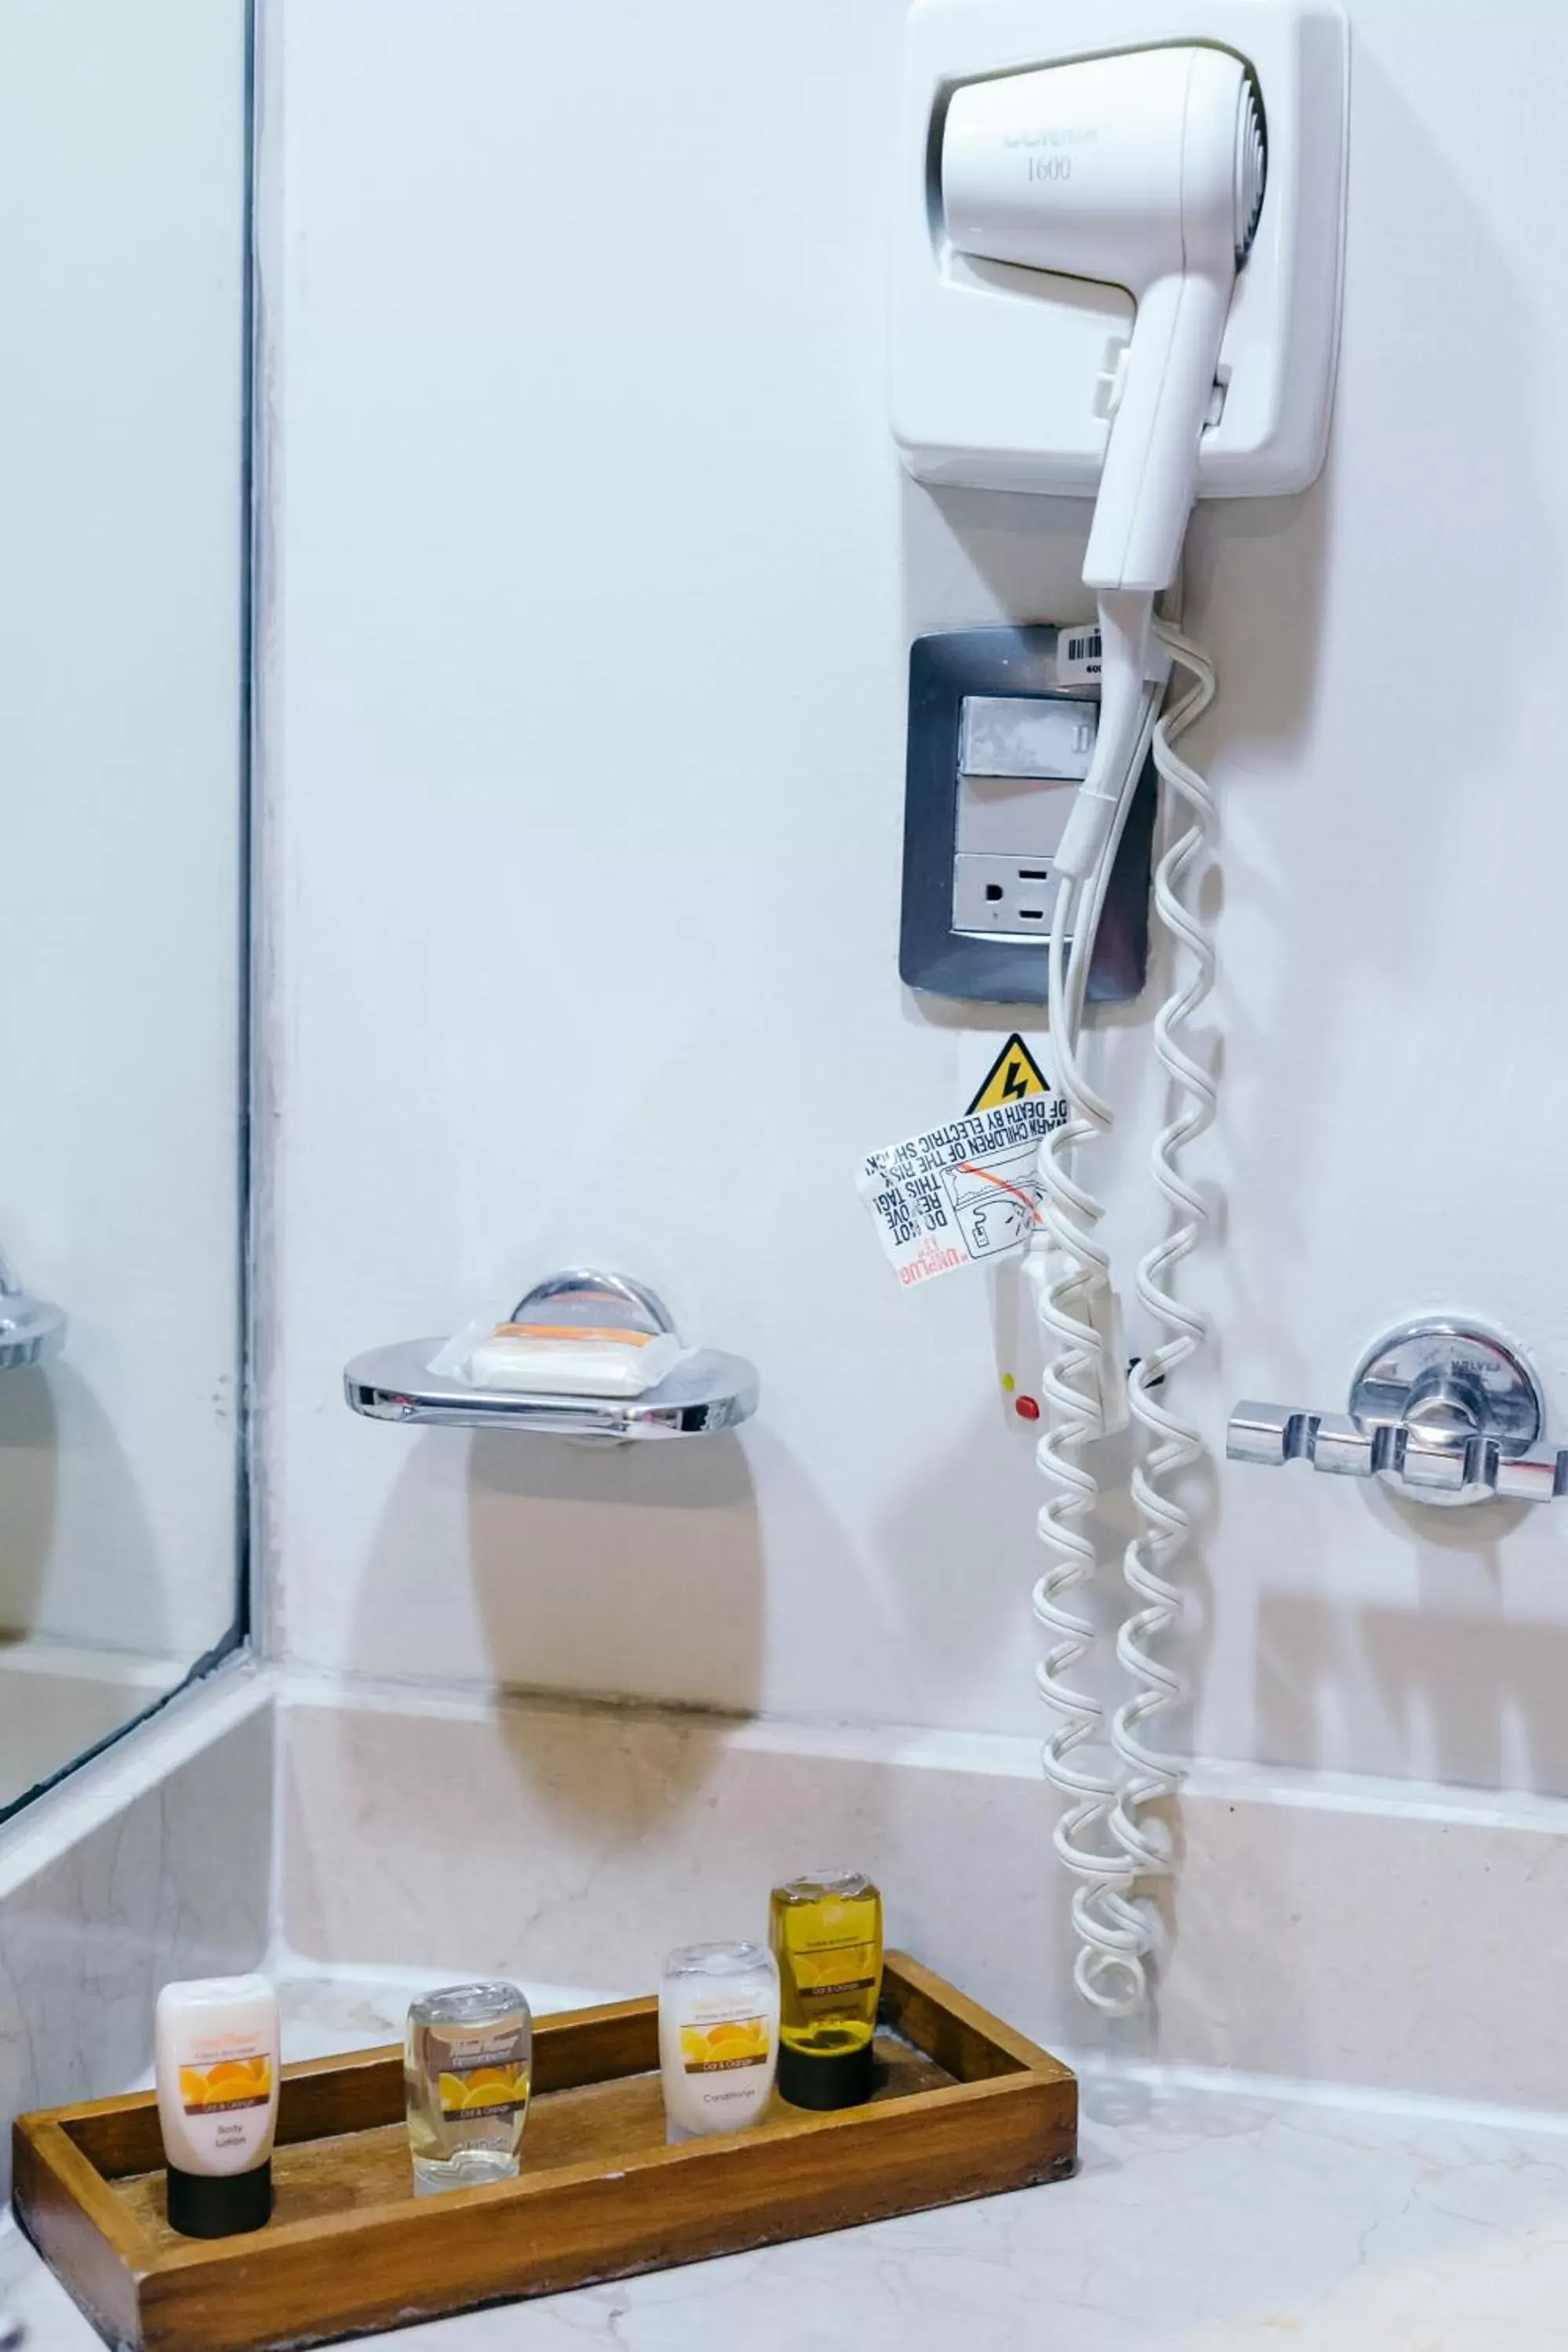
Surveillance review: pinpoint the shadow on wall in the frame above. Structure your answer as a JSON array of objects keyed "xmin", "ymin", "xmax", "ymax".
[
  {"xmin": 1257, "ymin": 1490, "xmax": 1568, "ymax": 1793},
  {"xmin": 466, "ymin": 1427, "xmax": 765, "ymax": 1722},
  {"xmin": 355, "ymin": 1421, "xmax": 779, "ymax": 1828},
  {"xmin": 0, "ymin": 1361, "xmax": 168, "ymax": 1655}
]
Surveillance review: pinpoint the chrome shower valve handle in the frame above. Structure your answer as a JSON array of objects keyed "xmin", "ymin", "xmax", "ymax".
[{"xmin": 1227, "ymin": 1320, "xmax": 1568, "ymax": 1508}]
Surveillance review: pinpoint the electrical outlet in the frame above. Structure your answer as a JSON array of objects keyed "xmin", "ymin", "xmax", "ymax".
[
  {"xmin": 900, "ymin": 627, "xmax": 1154, "ymax": 1005},
  {"xmin": 953, "ymin": 853, "xmax": 1063, "ymax": 938}
]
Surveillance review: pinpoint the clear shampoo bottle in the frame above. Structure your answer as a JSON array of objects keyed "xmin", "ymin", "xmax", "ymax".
[{"xmin": 769, "ymin": 1869, "xmax": 884, "ymax": 2111}]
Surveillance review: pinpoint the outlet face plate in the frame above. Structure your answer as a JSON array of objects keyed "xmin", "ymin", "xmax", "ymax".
[
  {"xmin": 899, "ymin": 626, "xmax": 1153, "ymax": 1006},
  {"xmin": 891, "ymin": 0, "xmax": 1350, "ymax": 495}
]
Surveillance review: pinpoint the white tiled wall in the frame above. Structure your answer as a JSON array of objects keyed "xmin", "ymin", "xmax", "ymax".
[{"xmin": 259, "ymin": 0, "xmax": 1568, "ymax": 1795}]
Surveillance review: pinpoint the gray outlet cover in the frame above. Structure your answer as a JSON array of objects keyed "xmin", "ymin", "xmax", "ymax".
[{"xmin": 899, "ymin": 626, "xmax": 1154, "ymax": 1007}]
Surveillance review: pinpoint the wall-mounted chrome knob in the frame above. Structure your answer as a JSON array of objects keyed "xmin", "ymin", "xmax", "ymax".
[{"xmin": 1227, "ymin": 1319, "xmax": 1568, "ymax": 1508}]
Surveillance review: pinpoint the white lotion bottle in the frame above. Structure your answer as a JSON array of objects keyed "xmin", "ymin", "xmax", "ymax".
[
  {"xmin": 154, "ymin": 1974, "xmax": 281, "ymax": 2237},
  {"xmin": 658, "ymin": 1940, "xmax": 779, "ymax": 2143}
]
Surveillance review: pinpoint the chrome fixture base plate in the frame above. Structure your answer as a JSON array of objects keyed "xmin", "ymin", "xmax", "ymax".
[
  {"xmin": 1352, "ymin": 1319, "xmax": 1541, "ymax": 1503},
  {"xmin": 343, "ymin": 1269, "xmax": 757, "ymax": 1442},
  {"xmin": 0, "ymin": 1296, "xmax": 65, "ymax": 1373},
  {"xmin": 343, "ymin": 1340, "xmax": 757, "ymax": 1441}
]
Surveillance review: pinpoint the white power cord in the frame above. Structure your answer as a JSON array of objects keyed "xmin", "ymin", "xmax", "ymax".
[
  {"xmin": 1110, "ymin": 627, "xmax": 1217, "ymax": 1955},
  {"xmin": 1032, "ymin": 652, "xmax": 1163, "ymax": 2019},
  {"xmin": 1031, "ymin": 618, "xmax": 1216, "ymax": 2016},
  {"xmin": 1032, "ymin": 901, "xmax": 1141, "ymax": 2015}
]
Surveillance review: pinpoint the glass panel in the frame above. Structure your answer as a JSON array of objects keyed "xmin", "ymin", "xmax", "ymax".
[{"xmin": 0, "ymin": 0, "xmax": 251, "ymax": 1814}]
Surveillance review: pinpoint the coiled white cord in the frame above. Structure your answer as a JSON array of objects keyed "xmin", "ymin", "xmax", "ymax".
[
  {"xmin": 1032, "ymin": 621, "xmax": 1216, "ymax": 2017},
  {"xmin": 1033, "ymin": 902, "xmax": 1139, "ymax": 2013},
  {"xmin": 1031, "ymin": 668, "xmax": 1162, "ymax": 2019},
  {"xmin": 1110, "ymin": 627, "xmax": 1217, "ymax": 1949}
]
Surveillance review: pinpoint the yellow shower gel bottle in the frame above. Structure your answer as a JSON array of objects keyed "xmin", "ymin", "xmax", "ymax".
[{"xmin": 769, "ymin": 1870, "xmax": 884, "ymax": 2111}]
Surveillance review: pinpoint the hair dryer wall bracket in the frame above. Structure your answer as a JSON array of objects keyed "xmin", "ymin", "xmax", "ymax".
[
  {"xmin": 1228, "ymin": 1321, "xmax": 1568, "ymax": 1508},
  {"xmin": 891, "ymin": 0, "xmax": 1349, "ymax": 503}
]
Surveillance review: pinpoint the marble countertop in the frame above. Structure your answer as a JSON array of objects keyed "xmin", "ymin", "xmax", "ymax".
[{"xmin": 7, "ymin": 1972, "xmax": 1568, "ymax": 2350}]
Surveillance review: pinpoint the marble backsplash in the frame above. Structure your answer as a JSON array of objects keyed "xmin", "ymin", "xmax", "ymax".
[
  {"xmin": 278, "ymin": 1678, "xmax": 1568, "ymax": 2116},
  {"xmin": 9, "ymin": 1658, "xmax": 1568, "ymax": 2172}
]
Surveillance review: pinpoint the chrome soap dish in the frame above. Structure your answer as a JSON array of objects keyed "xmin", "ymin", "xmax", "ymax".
[
  {"xmin": 0, "ymin": 1250, "xmax": 65, "ymax": 1374},
  {"xmin": 343, "ymin": 1268, "xmax": 759, "ymax": 1444}
]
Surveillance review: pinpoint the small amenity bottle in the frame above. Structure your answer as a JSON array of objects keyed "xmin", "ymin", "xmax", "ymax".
[
  {"xmin": 658, "ymin": 1940, "xmax": 779, "ymax": 2143},
  {"xmin": 770, "ymin": 1869, "xmax": 884, "ymax": 2111},
  {"xmin": 155, "ymin": 1974, "xmax": 281, "ymax": 2238},
  {"xmin": 404, "ymin": 1981, "xmax": 532, "ymax": 2194}
]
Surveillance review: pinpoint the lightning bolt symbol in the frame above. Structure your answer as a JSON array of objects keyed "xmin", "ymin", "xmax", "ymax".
[{"xmin": 1002, "ymin": 1059, "xmax": 1028, "ymax": 1102}]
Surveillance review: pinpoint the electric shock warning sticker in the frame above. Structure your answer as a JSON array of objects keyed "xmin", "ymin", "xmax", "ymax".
[
  {"xmin": 967, "ymin": 1033, "xmax": 1051, "ymax": 1116},
  {"xmin": 855, "ymin": 1085, "xmax": 1069, "ymax": 1285}
]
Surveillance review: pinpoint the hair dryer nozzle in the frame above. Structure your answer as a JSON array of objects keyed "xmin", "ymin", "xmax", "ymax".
[{"xmin": 1235, "ymin": 72, "xmax": 1266, "ymax": 264}]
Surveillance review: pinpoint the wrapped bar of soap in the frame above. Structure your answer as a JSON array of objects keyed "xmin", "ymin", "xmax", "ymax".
[{"xmin": 465, "ymin": 1322, "xmax": 681, "ymax": 1397}]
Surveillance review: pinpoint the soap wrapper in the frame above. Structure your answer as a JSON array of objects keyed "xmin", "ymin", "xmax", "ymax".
[
  {"xmin": 431, "ymin": 1317, "xmax": 684, "ymax": 1398},
  {"xmin": 855, "ymin": 1093, "xmax": 1068, "ymax": 1287}
]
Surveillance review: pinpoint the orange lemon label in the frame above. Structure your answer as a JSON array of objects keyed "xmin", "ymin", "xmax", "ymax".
[
  {"xmin": 437, "ymin": 2063, "xmax": 531, "ymax": 2119},
  {"xmin": 678, "ymin": 2016, "xmax": 770, "ymax": 2074},
  {"xmin": 180, "ymin": 2056, "xmax": 273, "ymax": 2114},
  {"xmin": 793, "ymin": 1942, "xmax": 878, "ymax": 1999}
]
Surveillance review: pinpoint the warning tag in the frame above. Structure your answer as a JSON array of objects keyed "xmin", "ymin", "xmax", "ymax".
[
  {"xmin": 967, "ymin": 1033, "xmax": 1051, "ymax": 1116},
  {"xmin": 855, "ymin": 1085, "xmax": 1069, "ymax": 1287}
]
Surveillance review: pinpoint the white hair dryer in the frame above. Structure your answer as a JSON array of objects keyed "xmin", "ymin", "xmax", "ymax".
[
  {"xmin": 941, "ymin": 46, "xmax": 1266, "ymax": 879},
  {"xmin": 942, "ymin": 47, "xmax": 1265, "ymax": 595}
]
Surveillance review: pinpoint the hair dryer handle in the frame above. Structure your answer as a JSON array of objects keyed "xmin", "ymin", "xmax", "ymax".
[{"xmin": 1083, "ymin": 266, "xmax": 1236, "ymax": 595}]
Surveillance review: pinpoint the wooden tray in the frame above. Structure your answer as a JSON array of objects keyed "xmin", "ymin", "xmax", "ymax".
[{"xmin": 13, "ymin": 1952, "xmax": 1076, "ymax": 2352}]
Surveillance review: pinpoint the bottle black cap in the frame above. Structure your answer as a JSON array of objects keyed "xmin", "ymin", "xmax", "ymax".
[
  {"xmin": 165, "ymin": 2159, "xmax": 273, "ymax": 2239},
  {"xmin": 776, "ymin": 2038, "xmax": 877, "ymax": 2112}
]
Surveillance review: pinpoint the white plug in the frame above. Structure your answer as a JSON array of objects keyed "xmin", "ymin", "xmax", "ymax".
[{"xmin": 1089, "ymin": 1280, "xmax": 1131, "ymax": 1438}]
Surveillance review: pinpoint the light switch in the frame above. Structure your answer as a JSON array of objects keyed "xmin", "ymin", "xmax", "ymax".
[
  {"xmin": 958, "ymin": 695, "xmax": 1095, "ymax": 780},
  {"xmin": 956, "ymin": 774, "xmax": 1074, "ymax": 860}
]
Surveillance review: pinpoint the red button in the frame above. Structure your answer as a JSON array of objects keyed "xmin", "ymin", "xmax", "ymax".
[{"xmin": 1014, "ymin": 1395, "xmax": 1041, "ymax": 1421}]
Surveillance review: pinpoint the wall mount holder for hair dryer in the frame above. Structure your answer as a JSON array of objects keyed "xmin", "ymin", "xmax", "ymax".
[
  {"xmin": 343, "ymin": 1269, "xmax": 758, "ymax": 1445},
  {"xmin": 1227, "ymin": 1320, "xmax": 1566, "ymax": 1507},
  {"xmin": 891, "ymin": 0, "xmax": 1350, "ymax": 503}
]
